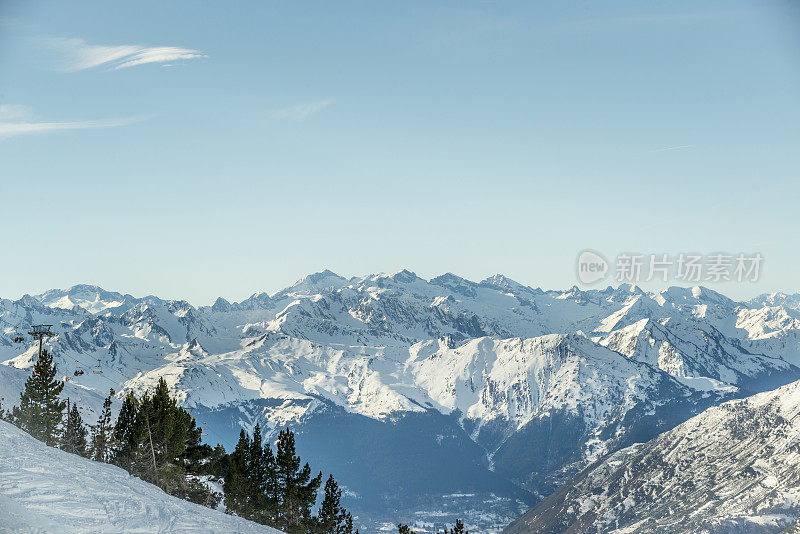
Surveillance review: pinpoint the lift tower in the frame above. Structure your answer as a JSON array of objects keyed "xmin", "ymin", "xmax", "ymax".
[{"xmin": 28, "ymin": 325, "xmax": 54, "ymax": 361}]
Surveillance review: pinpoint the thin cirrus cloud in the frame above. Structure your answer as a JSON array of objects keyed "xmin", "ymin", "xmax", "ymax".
[
  {"xmin": 46, "ymin": 37, "xmax": 207, "ymax": 71},
  {"xmin": 270, "ymin": 99, "xmax": 334, "ymax": 121},
  {"xmin": 652, "ymin": 145, "xmax": 694, "ymax": 152},
  {"xmin": 0, "ymin": 104, "xmax": 148, "ymax": 139}
]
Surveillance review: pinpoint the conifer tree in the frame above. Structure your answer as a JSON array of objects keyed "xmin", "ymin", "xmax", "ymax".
[
  {"xmin": 91, "ymin": 389, "xmax": 115, "ymax": 462},
  {"xmin": 148, "ymin": 378, "xmax": 183, "ymax": 467},
  {"xmin": 275, "ymin": 428, "xmax": 322, "ymax": 533},
  {"xmin": 208, "ymin": 442, "xmax": 230, "ymax": 479},
  {"xmin": 316, "ymin": 474, "xmax": 355, "ymax": 534},
  {"xmin": 12, "ymin": 349, "xmax": 66, "ymax": 445},
  {"xmin": 250, "ymin": 423, "xmax": 267, "ymax": 499},
  {"xmin": 108, "ymin": 381, "xmax": 215, "ymax": 505},
  {"xmin": 398, "ymin": 525, "xmax": 416, "ymax": 534},
  {"xmin": 61, "ymin": 402, "xmax": 89, "ymax": 457},
  {"xmin": 111, "ymin": 391, "xmax": 141, "ymax": 472},
  {"xmin": 224, "ymin": 429, "xmax": 252, "ymax": 517},
  {"xmin": 262, "ymin": 433, "xmax": 279, "ymax": 524},
  {"xmin": 437, "ymin": 520, "xmax": 467, "ymax": 534},
  {"xmin": 248, "ymin": 423, "xmax": 279, "ymax": 523}
]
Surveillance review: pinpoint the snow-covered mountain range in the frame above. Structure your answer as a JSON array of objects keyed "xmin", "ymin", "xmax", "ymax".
[
  {"xmin": 1, "ymin": 271, "xmax": 799, "ymax": 532},
  {"xmin": 503, "ymin": 378, "xmax": 800, "ymax": 534}
]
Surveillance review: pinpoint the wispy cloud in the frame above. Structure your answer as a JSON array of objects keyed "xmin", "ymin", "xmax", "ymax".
[
  {"xmin": 45, "ymin": 37, "xmax": 207, "ymax": 71},
  {"xmin": 270, "ymin": 99, "xmax": 334, "ymax": 121},
  {"xmin": 0, "ymin": 104, "xmax": 148, "ymax": 139},
  {"xmin": 652, "ymin": 145, "xmax": 694, "ymax": 152}
]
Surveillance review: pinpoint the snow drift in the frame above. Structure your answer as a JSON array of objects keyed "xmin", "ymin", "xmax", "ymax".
[{"xmin": 0, "ymin": 419, "xmax": 283, "ymax": 534}]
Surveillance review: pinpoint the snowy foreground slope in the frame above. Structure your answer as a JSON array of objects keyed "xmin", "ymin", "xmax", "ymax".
[
  {"xmin": 0, "ymin": 419, "xmax": 283, "ymax": 534},
  {"xmin": 2, "ymin": 273, "xmax": 800, "ymax": 531},
  {"xmin": 504, "ymin": 379, "xmax": 800, "ymax": 534}
]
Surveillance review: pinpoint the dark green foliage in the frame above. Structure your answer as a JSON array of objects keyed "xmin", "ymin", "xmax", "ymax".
[
  {"xmin": 224, "ymin": 425, "xmax": 281, "ymax": 524},
  {"xmin": 315, "ymin": 475, "xmax": 355, "ymax": 534},
  {"xmin": 249, "ymin": 423, "xmax": 279, "ymax": 523},
  {"xmin": 111, "ymin": 391, "xmax": 141, "ymax": 472},
  {"xmin": 91, "ymin": 389, "xmax": 115, "ymax": 462},
  {"xmin": 3, "ymin": 365, "xmax": 356, "ymax": 529},
  {"xmin": 438, "ymin": 519, "xmax": 468, "ymax": 534},
  {"xmin": 224, "ymin": 429, "xmax": 253, "ymax": 517},
  {"xmin": 398, "ymin": 525, "xmax": 416, "ymax": 534},
  {"xmin": 61, "ymin": 401, "xmax": 89, "ymax": 457},
  {"xmin": 107, "ymin": 378, "xmax": 217, "ymax": 506},
  {"xmin": 207, "ymin": 442, "xmax": 230, "ymax": 478},
  {"xmin": 275, "ymin": 428, "xmax": 323, "ymax": 533},
  {"xmin": 11, "ymin": 350, "xmax": 66, "ymax": 446},
  {"xmin": 223, "ymin": 426, "xmax": 349, "ymax": 534}
]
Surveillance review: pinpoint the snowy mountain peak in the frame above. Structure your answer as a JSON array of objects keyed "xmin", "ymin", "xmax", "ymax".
[
  {"xmin": 211, "ymin": 296, "xmax": 232, "ymax": 312},
  {"xmin": 430, "ymin": 273, "xmax": 478, "ymax": 297},
  {"xmin": 3, "ymin": 272, "xmax": 800, "ymax": 531},
  {"xmin": 479, "ymin": 274, "xmax": 532, "ymax": 294},
  {"xmin": 281, "ymin": 269, "xmax": 350, "ymax": 296},
  {"xmin": 390, "ymin": 269, "xmax": 421, "ymax": 283},
  {"xmin": 36, "ymin": 284, "xmax": 132, "ymax": 314},
  {"xmin": 749, "ymin": 291, "xmax": 800, "ymax": 310}
]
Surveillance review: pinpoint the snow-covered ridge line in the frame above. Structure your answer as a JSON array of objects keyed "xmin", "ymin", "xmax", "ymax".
[
  {"xmin": 2, "ymin": 271, "xmax": 800, "ymax": 530},
  {"xmin": 504, "ymin": 378, "xmax": 800, "ymax": 534}
]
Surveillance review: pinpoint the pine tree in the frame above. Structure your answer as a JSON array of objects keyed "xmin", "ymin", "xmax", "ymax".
[
  {"xmin": 275, "ymin": 428, "xmax": 322, "ymax": 534},
  {"xmin": 107, "ymin": 382, "xmax": 215, "ymax": 505},
  {"xmin": 398, "ymin": 525, "xmax": 416, "ymax": 534},
  {"xmin": 250, "ymin": 423, "xmax": 266, "ymax": 499},
  {"xmin": 316, "ymin": 474, "xmax": 355, "ymax": 534},
  {"xmin": 262, "ymin": 435, "xmax": 279, "ymax": 524},
  {"xmin": 91, "ymin": 389, "xmax": 114, "ymax": 462},
  {"xmin": 208, "ymin": 442, "xmax": 230, "ymax": 479},
  {"xmin": 148, "ymin": 377, "xmax": 183, "ymax": 468},
  {"xmin": 437, "ymin": 520, "xmax": 467, "ymax": 534},
  {"xmin": 12, "ymin": 349, "xmax": 66, "ymax": 446},
  {"xmin": 61, "ymin": 401, "xmax": 89, "ymax": 457},
  {"xmin": 180, "ymin": 412, "xmax": 212, "ymax": 476},
  {"xmin": 248, "ymin": 423, "xmax": 279, "ymax": 524},
  {"xmin": 111, "ymin": 391, "xmax": 141, "ymax": 472},
  {"xmin": 224, "ymin": 429, "xmax": 252, "ymax": 517}
]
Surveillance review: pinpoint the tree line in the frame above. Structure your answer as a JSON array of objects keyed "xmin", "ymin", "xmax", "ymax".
[
  {"xmin": 0, "ymin": 349, "xmax": 469, "ymax": 534},
  {"xmin": 398, "ymin": 521, "xmax": 468, "ymax": 534},
  {"xmin": 0, "ymin": 350, "xmax": 356, "ymax": 533}
]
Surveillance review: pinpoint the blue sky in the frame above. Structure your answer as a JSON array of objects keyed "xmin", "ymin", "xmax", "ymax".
[{"xmin": 0, "ymin": 0, "xmax": 798, "ymax": 303}]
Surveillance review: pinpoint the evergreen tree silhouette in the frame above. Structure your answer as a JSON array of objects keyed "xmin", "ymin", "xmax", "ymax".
[
  {"xmin": 275, "ymin": 428, "xmax": 322, "ymax": 533},
  {"xmin": 12, "ymin": 349, "xmax": 66, "ymax": 446},
  {"xmin": 316, "ymin": 474, "xmax": 355, "ymax": 534},
  {"xmin": 61, "ymin": 402, "xmax": 89, "ymax": 457},
  {"xmin": 91, "ymin": 389, "xmax": 115, "ymax": 462}
]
